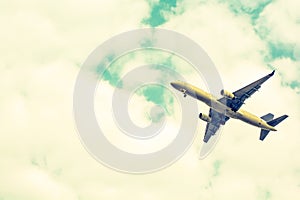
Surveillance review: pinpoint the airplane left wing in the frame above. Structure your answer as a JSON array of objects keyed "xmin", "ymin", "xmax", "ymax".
[
  {"xmin": 203, "ymin": 109, "xmax": 229, "ymax": 142},
  {"xmin": 219, "ymin": 70, "xmax": 275, "ymax": 112}
]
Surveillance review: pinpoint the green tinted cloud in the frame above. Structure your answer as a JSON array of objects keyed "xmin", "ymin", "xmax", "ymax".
[
  {"xmin": 142, "ymin": 0, "xmax": 179, "ymax": 27},
  {"xmin": 95, "ymin": 50, "xmax": 180, "ymax": 115},
  {"xmin": 267, "ymin": 42, "xmax": 296, "ymax": 61},
  {"xmin": 95, "ymin": 53, "xmax": 123, "ymax": 88},
  {"xmin": 218, "ymin": 0, "xmax": 272, "ymax": 22},
  {"xmin": 213, "ymin": 160, "xmax": 222, "ymax": 177},
  {"xmin": 136, "ymin": 84, "xmax": 174, "ymax": 121}
]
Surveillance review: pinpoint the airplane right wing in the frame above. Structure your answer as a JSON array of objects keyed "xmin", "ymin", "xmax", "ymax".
[
  {"xmin": 219, "ymin": 70, "xmax": 275, "ymax": 112},
  {"xmin": 203, "ymin": 109, "xmax": 229, "ymax": 142}
]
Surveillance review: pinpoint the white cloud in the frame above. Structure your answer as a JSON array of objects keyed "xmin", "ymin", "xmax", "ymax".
[
  {"xmin": 257, "ymin": 0, "xmax": 300, "ymax": 44},
  {"xmin": 1, "ymin": 0, "xmax": 300, "ymax": 200},
  {"xmin": 272, "ymin": 58, "xmax": 300, "ymax": 89},
  {"xmin": 254, "ymin": 0, "xmax": 300, "ymax": 93},
  {"xmin": 163, "ymin": 1, "xmax": 268, "ymax": 72},
  {"xmin": 0, "ymin": 166, "xmax": 77, "ymax": 200}
]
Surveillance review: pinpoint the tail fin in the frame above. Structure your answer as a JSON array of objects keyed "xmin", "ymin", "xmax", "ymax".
[{"xmin": 259, "ymin": 114, "xmax": 288, "ymax": 141}]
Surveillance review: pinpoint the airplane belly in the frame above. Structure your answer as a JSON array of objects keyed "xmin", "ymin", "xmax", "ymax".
[
  {"xmin": 235, "ymin": 110, "xmax": 263, "ymax": 127},
  {"xmin": 189, "ymin": 89, "xmax": 212, "ymax": 105}
]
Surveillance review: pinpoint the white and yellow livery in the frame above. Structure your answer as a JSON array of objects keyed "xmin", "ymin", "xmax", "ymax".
[{"xmin": 171, "ymin": 70, "xmax": 288, "ymax": 142}]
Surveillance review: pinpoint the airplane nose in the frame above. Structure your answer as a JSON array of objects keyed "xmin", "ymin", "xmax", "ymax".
[
  {"xmin": 170, "ymin": 82, "xmax": 180, "ymax": 90},
  {"xmin": 170, "ymin": 81, "xmax": 184, "ymax": 90}
]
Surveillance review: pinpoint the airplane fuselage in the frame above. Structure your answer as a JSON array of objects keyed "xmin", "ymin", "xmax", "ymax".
[{"xmin": 170, "ymin": 81, "xmax": 277, "ymax": 131}]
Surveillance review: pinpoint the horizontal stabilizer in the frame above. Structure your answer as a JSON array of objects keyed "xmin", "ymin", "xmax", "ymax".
[
  {"xmin": 259, "ymin": 115, "xmax": 288, "ymax": 141},
  {"xmin": 260, "ymin": 113, "xmax": 274, "ymax": 121},
  {"xmin": 260, "ymin": 129, "xmax": 270, "ymax": 141},
  {"xmin": 267, "ymin": 115, "xmax": 288, "ymax": 126}
]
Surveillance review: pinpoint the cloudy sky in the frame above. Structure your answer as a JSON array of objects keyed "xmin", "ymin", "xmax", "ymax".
[{"xmin": 1, "ymin": 0, "xmax": 300, "ymax": 199}]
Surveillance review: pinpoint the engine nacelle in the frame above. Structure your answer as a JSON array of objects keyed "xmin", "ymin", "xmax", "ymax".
[
  {"xmin": 199, "ymin": 113, "xmax": 211, "ymax": 123},
  {"xmin": 220, "ymin": 89, "xmax": 235, "ymax": 99}
]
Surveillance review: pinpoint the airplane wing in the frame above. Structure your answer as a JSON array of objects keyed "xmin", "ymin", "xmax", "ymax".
[
  {"xmin": 203, "ymin": 109, "xmax": 229, "ymax": 142},
  {"xmin": 219, "ymin": 70, "xmax": 275, "ymax": 112}
]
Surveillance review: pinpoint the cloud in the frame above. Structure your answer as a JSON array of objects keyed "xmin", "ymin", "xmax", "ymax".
[
  {"xmin": 217, "ymin": 0, "xmax": 272, "ymax": 21},
  {"xmin": 252, "ymin": 0, "xmax": 300, "ymax": 92},
  {"xmin": 271, "ymin": 58, "xmax": 300, "ymax": 93},
  {"xmin": 142, "ymin": 0, "xmax": 181, "ymax": 27},
  {"xmin": 1, "ymin": 0, "xmax": 300, "ymax": 200}
]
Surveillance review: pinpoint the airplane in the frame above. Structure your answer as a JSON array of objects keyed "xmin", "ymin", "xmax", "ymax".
[{"xmin": 170, "ymin": 70, "xmax": 288, "ymax": 143}]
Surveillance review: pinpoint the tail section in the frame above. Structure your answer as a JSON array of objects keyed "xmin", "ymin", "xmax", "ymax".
[
  {"xmin": 260, "ymin": 113, "xmax": 274, "ymax": 121},
  {"xmin": 260, "ymin": 129, "xmax": 270, "ymax": 141},
  {"xmin": 259, "ymin": 114, "xmax": 288, "ymax": 141},
  {"xmin": 267, "ymin": 115, "xmax": 288, "ymax": 127}
]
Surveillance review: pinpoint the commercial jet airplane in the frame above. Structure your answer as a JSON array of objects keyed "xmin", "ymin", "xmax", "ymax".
[{"xmin": 170, "ymin": 70, "xmax": 288, "ymax": 143}]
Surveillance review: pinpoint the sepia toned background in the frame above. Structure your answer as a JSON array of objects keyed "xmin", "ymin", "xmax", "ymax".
[{"xmin": 1, "ymin": 0, "xmax": 300, "ymax": 199}]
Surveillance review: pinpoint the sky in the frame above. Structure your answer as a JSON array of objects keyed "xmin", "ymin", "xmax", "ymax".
[{"xmin": 1, "ymin": 0, "xmax": 300, "ymax": 199}]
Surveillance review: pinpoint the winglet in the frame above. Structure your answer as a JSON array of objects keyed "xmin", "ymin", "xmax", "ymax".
[{"xmin": 270, "ymin": 70, "xmax": 275, "ymax": 76}]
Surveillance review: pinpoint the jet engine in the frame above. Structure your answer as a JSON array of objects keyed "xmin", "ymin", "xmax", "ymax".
[
  {"xmin": 220, "ymin": 89, "xmax": 235, "ymax": 99},
  {"xmin": 199, "ymin": 113, "xmax": 211, "ymax": 123}
]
